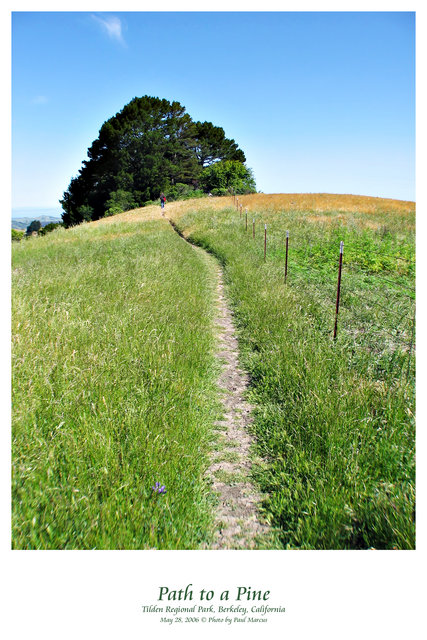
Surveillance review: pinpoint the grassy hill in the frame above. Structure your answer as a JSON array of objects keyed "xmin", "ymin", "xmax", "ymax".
[
  {"xmin": 12, "ymin": 194, "xmax": 415, "ymax": 549},
  {"xmin": 12, "ymin": 214, "xmax": 220, "ymax": 549},
  {"xmin": 168, "ymin": 193, "xmax": 415, "ymax": 549}
]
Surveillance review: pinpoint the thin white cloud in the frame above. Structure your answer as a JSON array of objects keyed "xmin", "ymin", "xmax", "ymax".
[
  {"xmin": 32, "ymin": 96, "xmax": 48, "ymax": 105},
  {"xmin": 92, "ymin": 14, "xmax": 126, "ymax": 46}
]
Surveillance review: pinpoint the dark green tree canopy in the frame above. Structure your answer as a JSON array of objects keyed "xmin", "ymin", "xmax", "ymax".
[
  {"xmin": 61, "ymin": 96, "xmax": 250, "ymax": 227},
  {"xmin": 38, "ymin": 222, "xmax": 63, "ymax": 236},
  {"xmin": 26, "ymin": 220, "xmax": 42, "ymax": 235},
  {"xmin": 193, "ymin": 121, "xmax": 245, "ymax": 167}
]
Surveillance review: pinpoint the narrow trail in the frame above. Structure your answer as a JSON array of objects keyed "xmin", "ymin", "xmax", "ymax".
[
  {"xmin": 166, "ymin": 213, "xmax": 271, "ymax": 549},
  {"xmin": 208, "ymin": 266, "xmax": 271, "ymax": 549}
]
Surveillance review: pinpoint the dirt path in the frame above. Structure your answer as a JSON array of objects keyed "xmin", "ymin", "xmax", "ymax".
[
  {"xmin": 167, "ymin": 217, "xmax": 271, "ymax": 549},
  {"xmin": 208, "ymin": 266, "xmax": 271, "ymax": 549}
]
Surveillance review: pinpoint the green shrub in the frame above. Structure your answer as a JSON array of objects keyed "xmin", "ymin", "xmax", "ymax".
[
  {"xmin": 12, "ymin": 229, "xmax": 25, "ymax": 242},
  {"xmin": 164, "ymin": 183, "xmax": 205, "ymax": 202},
  {"xmin": 77, "ymin": 205, "xmax": 94, "ymax": 222},
  {"xmin": 39, "ymin": 223, "xmax": 63, "ymax": 236},
  {"xmin": 199, "ymin": 160, "xmax": 256, "ymax": 194},
  {"xmin": 104, "ymin": 205, "xmax": 124, "ymax": 217},
  {"xmin": 104, "ymin": 190, "xmax": 138, "ymax": 216},
  {"xmin": 210, "ymin": 188, "xmax": 228, "ymax": 197}
]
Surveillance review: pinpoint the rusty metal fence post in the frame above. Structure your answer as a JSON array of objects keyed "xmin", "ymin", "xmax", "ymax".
[
  {"xmin": 264, "ymin": 224, "xmax": 267, "ymax": 262},
  {"xmin": 333, "ymin": 241, "xmax": 344, "ymax": 339},
  {"xmin": 285, "ymin": 230, "xmax": 289, "ymax": 283}
]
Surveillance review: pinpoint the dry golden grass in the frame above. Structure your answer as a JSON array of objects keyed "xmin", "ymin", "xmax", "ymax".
[
  {"xmin": 236, "ymin": 192, "xmax": 415, "ymax": 215},
  {"xmin": 88, "ymin": 192, "xmax": 415, "ymax": 228},
  {"xmin": 88, "ymin": 197, "xmax": 235, "ymax": 227},
  {"xmin": 90, "ymin": 204, "xmax": 164, "ymax": 225}
]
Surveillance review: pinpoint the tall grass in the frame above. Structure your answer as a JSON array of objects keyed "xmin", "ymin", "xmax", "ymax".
[
  {"xmin": 12, "ymin": 220, "xmax": 220, "ymax": 549},
  {"xmin": 236, "ymin": 192, "xmax": 415, "ymax": 216},
  {"xmin": 172, "ymin": 203, "xmax": 415, "ymax": 549},
  {"xmin": 12, "ymin": 194, "xmax": 416, "ymax": 550}
]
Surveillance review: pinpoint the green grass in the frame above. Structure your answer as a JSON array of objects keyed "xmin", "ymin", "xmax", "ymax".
[
  {"xmin": 173, "ymin": 205, "xmax": 415, "ymax": 549},
  {"xmin": 12, "ymin": 201, "xmax": 416, "ymax": 550},
  {"xmin": 12, "ymin": 220, "xmax": 221, "ymax": 549}
]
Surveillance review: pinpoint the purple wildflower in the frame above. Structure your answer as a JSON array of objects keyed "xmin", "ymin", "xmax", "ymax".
[{"xmin": 152, "ymin": 482, "xmax": 167, "ymax": 495}]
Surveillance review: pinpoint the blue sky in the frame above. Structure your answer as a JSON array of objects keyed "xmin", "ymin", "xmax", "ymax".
[{"xmin": 11, "ymin": 11, "xmax": 415, "ymax": 214}]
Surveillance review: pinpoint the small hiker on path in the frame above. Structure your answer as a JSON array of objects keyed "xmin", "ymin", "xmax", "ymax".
[{"xmin": 160, "ymin": 193, "xmax": 166, "ymax": 211}]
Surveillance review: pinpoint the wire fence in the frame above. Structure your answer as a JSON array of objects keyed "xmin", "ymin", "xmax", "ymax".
[{"xmin": 231, "ymin": 194, "xmax": 415, "ymax": 384}]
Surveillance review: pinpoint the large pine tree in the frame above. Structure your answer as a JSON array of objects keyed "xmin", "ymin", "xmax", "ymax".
[{"xmin": 61, "ymin": 96, "xmax": 247, "ymax": 226}]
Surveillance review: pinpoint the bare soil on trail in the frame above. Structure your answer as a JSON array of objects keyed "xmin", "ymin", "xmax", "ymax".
[{"xmin": 207, "ymin": 266, "xmax": 271, "ymax": 549}]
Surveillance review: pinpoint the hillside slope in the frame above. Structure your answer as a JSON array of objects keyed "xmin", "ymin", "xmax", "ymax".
[
  {"xmin": 12, "ymin": 193, "xmax": 415, "ymax": 549},
  {"xmin": 166, "ymin": 193, "xmax": 415, "ymax": 549},
  {"xmin": 12, "ymin": 218, "xmax": 221, "ymax": 549}
]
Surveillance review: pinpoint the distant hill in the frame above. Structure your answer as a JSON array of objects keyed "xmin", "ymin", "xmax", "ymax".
[{"xmin": 12, "ymin": 215, "xmax": 62, "ymax": 230}]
